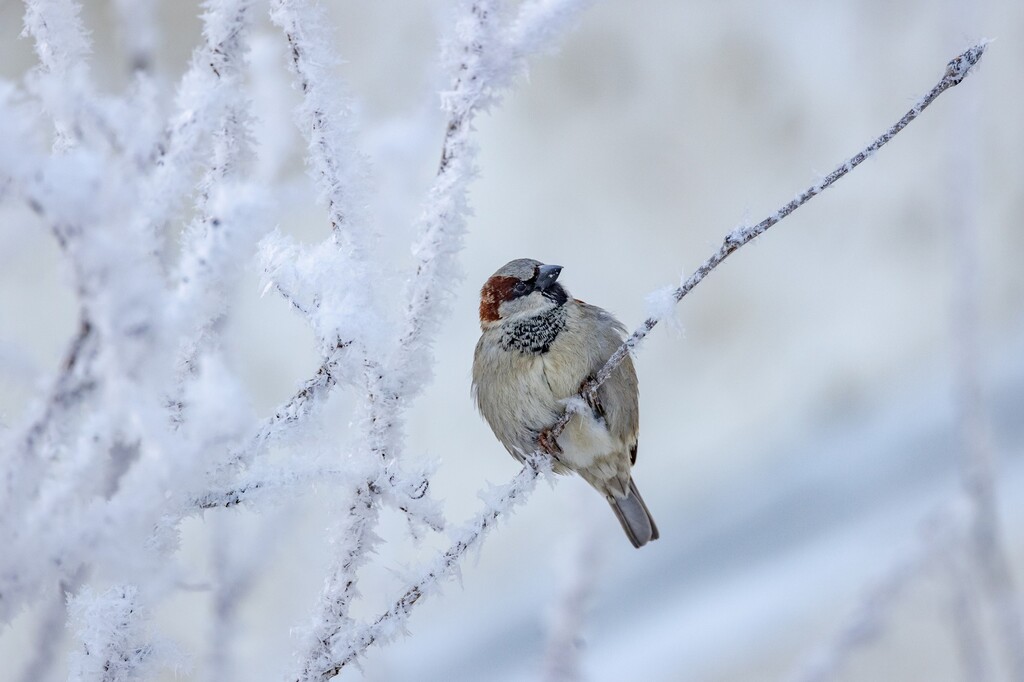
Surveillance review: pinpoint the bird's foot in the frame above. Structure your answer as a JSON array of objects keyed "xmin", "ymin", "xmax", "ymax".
[
  {"xmin": 581, "ymin": 376, "xmax": 604, "ymax": 418},
  {"xmin": 537, "ymin": 428, "xmax": 563, "ymax": 457}
]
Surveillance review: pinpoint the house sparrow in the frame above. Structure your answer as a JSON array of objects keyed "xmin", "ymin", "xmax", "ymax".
[{"xmin": 472, "ymin": 258, "xmax": 659, "ymax": 548}]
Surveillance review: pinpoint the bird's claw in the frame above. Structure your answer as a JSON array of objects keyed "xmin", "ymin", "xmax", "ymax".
[{"xmin": 538, "ymin": 428, "xmax": 562, "ymax": 456}]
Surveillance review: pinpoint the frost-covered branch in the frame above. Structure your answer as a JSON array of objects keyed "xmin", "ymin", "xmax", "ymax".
[
  {"xmin": 110, "ymin": 0, "xmax": 159, "ymax": 74},
  {"xmin": 206, "ymin": 513, "xmax": 292, "ymax": 682},
  {"xmin": 788, "ymin": 514, "xmax": 958, "ymax": 682},
  {"xmin": 139, "ymin": 0, "xmax": 254, "ymax": 252},
  {"xmin": 941, "ymin": 528, "xmax": 992, "ymax": 681},
  {"xmin": 548, "ymin": 42, "xmax": 989, "ymax": 442},
  {"xmin": 541, "ymin": 502, "xmax": 603, "ymax": 682},
  {"xmin": 946, "ymin": 43, "xmax": 1024, "ymax": 679},
  {"xmin": 296, "ymin": 458, "xmax": 549, "ymax": 680},
  {"xmin": 286, "ymin": 3, "xmax": 589, "ymax": 678},
  {"xmin": 17, "ymin": 575, "xmax": 83, "ymax": 682},
  {"xmin": 0, "ymin": 0, "xmax": 258, "ymax": 632},
  {"xmin": 22, "ymin": 0, "xmax": 111, "ymax": 150},
  {"xmin": 1, "ymin": 1, "xmax": 998, "ymax": 678},
  {"xmin": 270, "ymin": 0, "xmax": 370, "ymax": 258},
  {"xmin": 67, "ymin": 585, "xmax": 162, "ymax": 682}
]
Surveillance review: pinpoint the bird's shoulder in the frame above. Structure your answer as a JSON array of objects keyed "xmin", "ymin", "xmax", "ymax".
[{"xmin": 569, "ymin": 298, "xmax": 628, "ymax": 338}]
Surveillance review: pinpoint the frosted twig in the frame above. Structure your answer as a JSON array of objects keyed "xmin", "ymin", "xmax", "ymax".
[
  {"xmin": 541, "ymin": 499, "xmax": 603, "ymax": 682},
  {"xmin": 111, "ymin": 0, "xmax": 159, "ymax": 74},
  {"xmin": 788, "ymin": 515, "xmax": 956, "ymax": 682},
  {"xmin": 22, "ymin": 0, "xmax": 91, "ymax": 80},
  {"xmin": 8, "ymin": 317, "xmax": 95, "ymax": 474},
  {"xmin": 396, "ymin": 0, "xmax": 590, "ymax": 378},
  {"xmin": 67, "ymin": 585, "xmax": 160, "ymax": 682},
  {"xmin": 270, "ymin": 0, "xmax": 371, "ymax": 257},
  {"xmin": 207, "ymin": 512, "xmax": 291, "ymax": 682},
  {"xmin": 17, "ymin": 575, "xmax": 83, "ymax": 682},
  {"xmin": 507, "ymin": 0, "xmax": 592, "ymax": 58},
  {"xmin": 193, "ymin": 466, "xmax": 352, "ymax": 509},
  {"xmin": 289, "ymin": 4, "xmax": 586, "ymax": 678},
  {"xmin": 296, "ymin": 458, "xmax": 549, "ymax": 680},
  {"xmin": 227, "ymin": 350, "xmax": 346, "ymax": 468},
  {"xmin": 940, "ymin": 528, "xmax": 992, "ymax": 681},
  {"xmin": 395, "ymin": 0, "xmax": 509, "ymax": 373},
  {"xmin": 547, "ymin": 42, "xmax": 989, "ymax": 442},
  {"xmin": 946, "ymin": 40, "xmax": 1024, "ymax": 679},
  {"xmin": 138, "ymin": 0, "xmax": 254, "ymax": 251},
  {"xmin": 0, "ymin": 0, "xmax": 259, "ymax": 630},
  {"xmin": 21, "ymin": 0, "xmax": 107, "ymax": 150},
  {"xmin": 266, "ymin": 3, "xmax": 430, "ymax": 671}
]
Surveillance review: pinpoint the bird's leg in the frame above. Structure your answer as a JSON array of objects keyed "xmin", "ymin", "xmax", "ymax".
[
  {"xmin": 537, "ymin": 427, "xmax": 563, "ymax": 456},
  {"xmin": 580, "ymin": 375, "xmax": 605, "ymax": 419}
]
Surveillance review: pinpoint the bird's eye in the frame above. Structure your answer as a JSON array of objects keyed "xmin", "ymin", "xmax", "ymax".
[{"xmin": 513, "ymin": 281, "xmax": 529, "ymax": 295}]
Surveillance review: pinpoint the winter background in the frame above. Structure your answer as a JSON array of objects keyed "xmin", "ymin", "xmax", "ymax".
[{"xmin": 0, "ymin": 1, "xmax": 1022, "ymax": 681}]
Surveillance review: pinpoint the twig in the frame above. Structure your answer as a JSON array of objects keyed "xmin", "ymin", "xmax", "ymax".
[
  {"xmin": 137, "ymin": 0, "xmax": 254, "ymax": 251},
  {"xmin": 67, "ymin": 585, "xmax": 158, "ymax": 682},
  {"xmin": 788, "ymin": 514, "xmax": 957, "ymax": 682},
  {"xmin": 946, "ymin": 37, "xmax": 1024, "ymax": 680},
  {"xmin": 0, "ymin": 0, "xmax": 258, "ymax": 630},
  {"xmin": 287, "ymin": 4, "xmax": 588, "ymax": 678},
  {"xmin": 298, "ymin": 458, "xmax": 549, "ymax": 680},
  {"xmin": 548, "ymin": 42, "xmax": 989, "ymax": 441},
  {"xmin": 941, "ymin": 529, "xmax": 993, "ymax": 682},
  {"xmin": 270, "ymin": 0, "xmax": 370, "ymax": 257},
  {"xmin": 541, "ymin": 495, "xmax": 603, "ymax": 682},
  {"xmin": 110, "ymin": 0, "xmax": 158, "ymax": 74},
  {"xmin": 17, "ymin": 574, "xmax": 83, "ymax": 682}
]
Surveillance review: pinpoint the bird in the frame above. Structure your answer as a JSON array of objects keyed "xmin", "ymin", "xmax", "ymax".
[{"xmin": 471, "ymin": 258, "xmax": 659, "ymax": 548}]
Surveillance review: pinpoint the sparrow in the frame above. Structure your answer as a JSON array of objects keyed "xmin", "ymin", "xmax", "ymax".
[{"xmin": 472, "ymin": 258, "xmax": 659, "ymax": 548}]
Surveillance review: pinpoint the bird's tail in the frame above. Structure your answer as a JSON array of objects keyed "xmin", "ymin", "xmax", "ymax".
[{"xmin": 608, "ymin": 478, "xmax": 659, "ymax": 548}]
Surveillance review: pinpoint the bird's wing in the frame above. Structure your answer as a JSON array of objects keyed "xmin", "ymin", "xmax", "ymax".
[{"xmin": 574, "ymin": 300, "xmax": 641, "ymax": 465}]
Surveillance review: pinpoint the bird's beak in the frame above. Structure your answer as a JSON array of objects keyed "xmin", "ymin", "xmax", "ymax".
[{"xmin": 535, "ymin": 264, "xmax": 563, "ymax": 291}]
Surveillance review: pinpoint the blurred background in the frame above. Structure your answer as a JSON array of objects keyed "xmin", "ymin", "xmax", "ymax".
[{"xmin": 1, "ymin": 0, "xmax": 1022, "ymax": 680}]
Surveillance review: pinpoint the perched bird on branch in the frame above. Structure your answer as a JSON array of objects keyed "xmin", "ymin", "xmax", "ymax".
[{"xmin": 472, "ymin": 258, "xmax": 658, "ymax": 547}]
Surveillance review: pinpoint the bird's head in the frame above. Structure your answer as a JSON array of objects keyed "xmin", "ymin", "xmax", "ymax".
[{"xmin": 479, "ymin": 258, "xmax": 568, "ymax": 328}]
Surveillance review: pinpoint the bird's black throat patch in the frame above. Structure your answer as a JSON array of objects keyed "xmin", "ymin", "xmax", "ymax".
[
  {"xmin": 541, "ymin": 282, "xmax": 568, "ymax": 306},
  {"xmin": 499, "ymin": 304, "xmax": 568, "ymax": 354}
]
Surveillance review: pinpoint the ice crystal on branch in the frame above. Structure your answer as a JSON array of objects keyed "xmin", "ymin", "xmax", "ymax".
[{"xmin": 0, "ymin": 0, "xmax": 995, "ymax": 678}]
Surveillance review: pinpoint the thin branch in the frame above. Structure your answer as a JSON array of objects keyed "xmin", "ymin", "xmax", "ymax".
[
  {"xmin": 541, "ymin": 499, "xmax": 603, "ymax": 682},
  {"xmin": 17, "ymin": 574, "xmax": 84, "ymax": 682},
  {"xmin": 138, "ymin": 0, "xmax": 254, "ymax": 250},
  {"xmin": 549, "ymin": 42, "xmax": 989, "ymax": 441},
  {"xmin": 67, "ymin": 585, "xmax": 158, "ymax": 682},
  {"xmin": 287, "ymin": 4, "xmax": 585, "ymax": 678},
  {"xmin": 270, "ymin": 0, "xmax": 370, "ymax": 256},
  {"xmin": 110, "ymin": 0, "xmax": 159, "ymax": 75},
  {"xmin": 299, "ymin": 458, "xmax": 549, "ymax": 680},
  {"xmin": 787, "ymin": 513, "xmax": 958, "ymax": 682},
  {"xmin": 946, "ymin": 36, "xmax": 1024, "ymax": 680},
  {"xmin": 941, "ymin": 530, "xmax": 993, "ymax": 682},
  {"xmin": 0, "ymin": 0, "xmax": 258, "ymax": 630}
]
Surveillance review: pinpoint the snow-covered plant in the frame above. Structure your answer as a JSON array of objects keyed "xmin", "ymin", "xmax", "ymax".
[
  {"xmin": 0, "ymin": 0, "xmax": 1003, "ymax": 679},
  {"xmin": 1, "ymin": 0, "xmax": 590, "ymax": 678}
]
